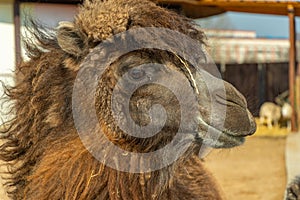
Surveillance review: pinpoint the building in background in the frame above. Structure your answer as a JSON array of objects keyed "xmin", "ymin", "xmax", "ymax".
[
  {"xmin": 203, "ymin": 28, "xmax": 297, "ymax": 115},
  {"xmin": 0, "ymin": 0, "xmax": 77, "ymax": 123}
]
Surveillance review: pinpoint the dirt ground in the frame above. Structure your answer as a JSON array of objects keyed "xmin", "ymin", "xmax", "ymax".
[{"xmin": 205, "ymin": 136, "xmax": 287, "ymax": 200}]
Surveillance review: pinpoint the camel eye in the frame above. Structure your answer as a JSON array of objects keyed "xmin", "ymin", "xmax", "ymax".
[{"xmin": 129, "ymin": 68, "xmax": 146, "ymax": 80}]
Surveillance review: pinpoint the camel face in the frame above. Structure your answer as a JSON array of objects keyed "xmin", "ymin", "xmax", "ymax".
[
  {"xmin": 54, "ymin": 0, "xmax": 256, "ymax": 152},
  {"xmin": 55, "ymin": 0, "xmax": 257, "ymax": 155},
  {"xmin": 88, "ymin": 49, "xmax": 256, "ymax": 152}
]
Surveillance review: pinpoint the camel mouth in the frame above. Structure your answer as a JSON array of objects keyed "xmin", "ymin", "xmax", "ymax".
[
  {"xmin": 220, "ymin": 130, "xmax": 246, "ymax": 148},
  {"xmin": 198, "ymin": 125, "xmax": 247, "ymax": 149}
]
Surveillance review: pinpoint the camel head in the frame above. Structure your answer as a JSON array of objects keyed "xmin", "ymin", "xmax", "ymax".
[{"xmin": 56, "ymin": 0, "xmax": 256, "ymax": 160}]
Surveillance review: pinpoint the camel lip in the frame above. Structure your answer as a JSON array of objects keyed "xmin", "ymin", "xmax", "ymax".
[
  {"xmin": 221, "ymin": 131, "xmax": 246, "ymax": 147},
  {"xmin": 210, "ymin": 124, "xmax": 250, "ymax": 140},
  {"xmin": 196, "ymin": 125, "xmax": 247, "ymax": 149},
  {"xmin": 211, "ymin": 131, "xmax": 245, "ymax": 149},
  {"xmin": 215, "ymin": 128, "xmax": 246, "ymax": 148}
]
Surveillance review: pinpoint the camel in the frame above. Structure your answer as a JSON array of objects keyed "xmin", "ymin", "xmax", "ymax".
[{"xmin": 0, "ymin": 0, "xmax": 256, "ymax": 199}]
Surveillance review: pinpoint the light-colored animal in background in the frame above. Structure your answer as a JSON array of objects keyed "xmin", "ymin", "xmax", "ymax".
[
  {"xmin": 259, "ymin": 101, "xmax": 293, "ymax": 130},
  {"xmin": 259, "ymin": 102, "xmax": 281, "ymax": 129},
  {"xmin": 281, "ymin": 102, "xmax": 293, "ymax": 131}
]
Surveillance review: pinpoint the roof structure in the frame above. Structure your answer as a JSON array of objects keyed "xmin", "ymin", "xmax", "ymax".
[
  {"xmin": 19, "ymin": 0, "xmax": 81, "ymax": 4},
  {"xmin": 18, "ymin": 0, "xmax": 300, "ymax": 18},
  {"xmin": 208, "ymin": 37, "xmax": 299, "ymax": 64},
  {"xmin": 158, "ymin": 0, "xmax": 300, "ymax": 18}
]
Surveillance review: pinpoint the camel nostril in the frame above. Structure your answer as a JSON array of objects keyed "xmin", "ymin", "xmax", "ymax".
[
  {"xmin": 214, "ymin": 90, "xmax": 247, "ymax": 110},
  {"xmin": 215, "ymin": 81, "xmax": 248, "ymax": 109}
]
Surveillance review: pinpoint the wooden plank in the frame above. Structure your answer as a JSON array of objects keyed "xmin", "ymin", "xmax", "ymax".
[
  {"xmin": 288, "ymin": 5, "xmax": 297, "ymax": 132},
  {"xmin": 13, "ymin": 0, "xmax": 21, "ymax": 66},
  {"xmin": 296, "ymin": 76, "xmax": 300, "ymax": 129},
  {"xmin": 296, "ymin": 65, "xmax": 300, "ymax": 130},
  {"xmin": 224, "ymin": 64, "xmax": 259, "ymax": 116},
  {"xmin": 265, "ymin": 63, "xmax": 289, "ymax": 103},
  {"xmin": 20, "ymin": 0, "xmax": 82, "ymax": 3},
  {"xmin": 157, "ymin": 0, "xmax": 300, "ymax": 17},
  {"xmin": 16, "ymin": 0, "xmax": 300, "ymax": 17}
]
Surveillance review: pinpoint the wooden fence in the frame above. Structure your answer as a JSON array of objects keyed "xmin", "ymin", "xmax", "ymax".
[{"xmin": 217, "ymin": 62, "xmax": 289, "ymax": 117}]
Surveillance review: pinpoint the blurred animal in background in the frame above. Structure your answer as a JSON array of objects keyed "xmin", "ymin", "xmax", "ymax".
[
  {"xmin": 281, "ymin": 102, "xmax": 293, "ymax": 131},
  {"xmin": 259, "ymin": 91, "xmax": 292, "ymax": 131},
  {"xmin": 259, "ymin": 102, "xmax": 281, "ymax": 129},
  {"xmin": 276, "ymin": 90, "xmax": 293, "ymax": 131}
]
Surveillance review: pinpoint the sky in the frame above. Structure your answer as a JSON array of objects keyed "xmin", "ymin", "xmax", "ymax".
[{"xmin": 196, "ymin": 12, "xmax": 300, "ymax": 39}]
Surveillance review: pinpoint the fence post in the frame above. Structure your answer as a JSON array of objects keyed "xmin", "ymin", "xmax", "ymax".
[{"xmin": 288, "ymin": 5, "xmax": 297, "ymax": 132}]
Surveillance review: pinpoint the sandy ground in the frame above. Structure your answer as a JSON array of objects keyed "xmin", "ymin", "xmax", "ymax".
[
  {"xmin": 205, "ymin": 136, "xmax": 287, "ymax": 200},
  {"xmin": 0, "ymin": 136, "xmax": 287, "ymax": 200}
]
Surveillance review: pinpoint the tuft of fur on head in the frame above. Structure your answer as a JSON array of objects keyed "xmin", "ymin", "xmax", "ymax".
[
  {"xmin": 75, "ymin": 0, "xmax": 130, "ymax": 42},
  {"xmin": 74, "ymin": 0, "xmax": 204, "ymax": 43}
]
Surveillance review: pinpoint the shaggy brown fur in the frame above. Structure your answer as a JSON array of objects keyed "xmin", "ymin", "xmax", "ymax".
[{"xmin": 0, "ymin": 0, "xmax": 255, "ymax": 199}]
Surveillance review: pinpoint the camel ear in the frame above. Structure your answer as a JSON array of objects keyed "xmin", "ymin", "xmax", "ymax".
[{"xmin": 56, "ymin": 21, "xmax": 87, "ymax": 57}]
